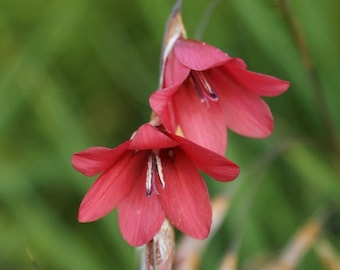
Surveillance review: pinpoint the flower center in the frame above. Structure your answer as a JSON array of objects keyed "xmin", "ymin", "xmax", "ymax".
[
  {"xmin": 189, "ymin": 71, "xmax": 218, "ymax": 105},
  {"xmin": 145, "ymin": 152, "xmax": 165, "ymax": 196}
]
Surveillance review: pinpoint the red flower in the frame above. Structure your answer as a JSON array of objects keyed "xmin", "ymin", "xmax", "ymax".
[
  {"xmin": 72, "ymin": 123, "xmax": 239, "ymax": 246},
  {"xmin": 150, "ymin": 38, "xmax": 290, "ymax": 155}
]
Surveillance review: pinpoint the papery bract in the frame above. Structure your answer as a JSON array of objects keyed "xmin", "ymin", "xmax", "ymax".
[
  {"xmin": 72, "ymin": 123, "xmax": 239, "ymax": 246},
  {"xmin": 150, "ymin": 38, "xmax": 290, "ymax": 155}
]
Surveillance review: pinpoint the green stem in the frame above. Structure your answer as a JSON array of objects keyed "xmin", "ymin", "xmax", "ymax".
[{"xmin": 194, "ymin": 0, "xmax": 222, "ymax": 39}]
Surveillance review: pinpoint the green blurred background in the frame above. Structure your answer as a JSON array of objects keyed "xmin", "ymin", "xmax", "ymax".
[{"xmin": 1, "ymin": 0, "xmax": 339, "ymax": 269}]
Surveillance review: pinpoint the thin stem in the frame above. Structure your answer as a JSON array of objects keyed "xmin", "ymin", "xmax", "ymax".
[
  {"xmin": 26, "ymin": 249, "xmax": 41, "ymax": 270},
  {"xmin": 278, "ymin": 0, "xmax": 339, "ymax": 159},
  {"xmin": 194, "ymin": 0, "xmax": 223, "ymax": 40}
]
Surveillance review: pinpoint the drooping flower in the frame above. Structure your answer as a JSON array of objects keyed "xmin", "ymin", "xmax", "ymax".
[
  {"xmin": 150, "ymin": 12, "xmax": 290, "ymax": 156},
  {"xmin": 72, "ymin": 123, "xmax": 239, "ymax": 246}
]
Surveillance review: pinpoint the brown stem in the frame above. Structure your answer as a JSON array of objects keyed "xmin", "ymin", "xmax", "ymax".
[
  {"xmin": 142, "ymin": 2, "xmax": 184, "ymax": 268},
  {"xmin": 278, "ymin": 0, "xmax": 339, "ymax": 159},
  {"xmin": 142, "ymin": 220, "xmax": 175, "ymax": 270}
]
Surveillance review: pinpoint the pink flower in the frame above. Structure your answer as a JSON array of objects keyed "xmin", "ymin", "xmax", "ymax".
[
  {"xmin": 72, "ymin": 123, "xmax": 239, "ymax": 246},
  {"xmin": 150, "ymin": 38, "xmax": 290, "ymax": 155}
]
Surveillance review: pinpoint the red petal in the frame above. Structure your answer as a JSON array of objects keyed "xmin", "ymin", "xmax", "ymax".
[
  {"xmin": 163, "ymin": 50, "xmax": 190, "ymax": 86},
  {"xmin": 225, "ymin": 57, "xmax": 247, "ymax": 69},
  {"xmin": 129, "ymin": 123, "xmax": 178, "ymax": 150},
  {"xmin": 118, "ymin": 175, "xmax": 165, "ymax": 246},
  {"xmin": 78, "ymin": 150, "xmax": 148, "ymax": 222},
  {"xmin": 72, "ymin": 142, "xmax": 130, "ymax": 176},
  {"xmin": 173, "ymin": 136, "xmax": 240, "ymax": 181},
  {"xmin": 209, "ymin": 68, "xmax": 275, "ymax": 138},
  {"xmin": 157, "ymin": 148, "xmax": 212, "ymax": 239},
  {"xmin": 174, "ymin": 39, "xmax": 231, "ymax": 71},
  {"xmin": 149, "ymin": 84, "xmax": 181, "ymax": 133},
  {"xmin": 172, "ymin": 81, "xmax": 228, "ymax": 155},
  {"xmin": 225, "ymin": 61, "xmax": 290, "ymax": 96}
]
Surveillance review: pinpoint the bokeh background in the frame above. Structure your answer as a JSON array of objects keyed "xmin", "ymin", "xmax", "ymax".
[{"xmin": 1, "ymin": 0, "xmax": 339, "ymax": 269}]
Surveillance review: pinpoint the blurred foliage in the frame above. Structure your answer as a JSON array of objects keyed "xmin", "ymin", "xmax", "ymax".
[{"xmin": 0, "ymin": 0, "xmax": 339, "ymax": 269}]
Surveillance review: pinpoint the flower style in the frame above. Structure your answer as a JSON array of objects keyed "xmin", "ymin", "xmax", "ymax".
[
  {"xmin": 150, "ymin": 37, "xmax": 290, "ymax": 155},
  {"xmin": 72, "ymin": 123, "xmax": 239, "ymax": 246}
]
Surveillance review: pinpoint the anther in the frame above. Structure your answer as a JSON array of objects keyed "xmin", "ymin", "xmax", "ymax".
[
  {"xmin": 190, "ymin": 71, "xmax": 218, "ymax": 103},
  {"xmin": 146, "ymin": 154, "xmax": 154, "ymax": 197},
  {"xmin": 145, "ymin": 152, "xmax": 166, "ymax": 196},
  {"xmin": 190, "ymin": 73, "xmax": 205, "ymax": 102},
  {"xmin": 155, "ymin": 154, "xmax": 165, "ymax": 189}
]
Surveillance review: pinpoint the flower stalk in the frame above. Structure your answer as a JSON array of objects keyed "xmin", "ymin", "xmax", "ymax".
[
  {"xmin": 143, "ymin": 3, "xmax": 184, "ymax": 268},
  {"xmin": 142, "ymin": 220, "xmax": 175, "ymax": 270}
]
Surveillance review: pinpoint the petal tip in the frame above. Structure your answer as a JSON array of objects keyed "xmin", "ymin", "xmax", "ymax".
[{"xmin": 78, "ymin": 211, "xmax": 96, "ymax": 223}]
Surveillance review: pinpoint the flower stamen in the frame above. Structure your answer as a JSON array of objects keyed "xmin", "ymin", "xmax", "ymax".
[
  {"xmin": 146, "ymin": 154, "xmax": 154, "ymax": 196},
  {"xmin": 190, "ymin": 71, "xmax": 218, "ymax": 104},
  {"xmin": 145, "ymin": 152, "xmax": 166, "ymax": 196},
  {"xmin": 155, "ymin": 154, "xmax": 165, "ymax": 189}
]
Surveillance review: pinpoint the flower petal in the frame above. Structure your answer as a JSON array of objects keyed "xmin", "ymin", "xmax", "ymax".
[
  {"xmin": 118, "ymin": 175, "xmax": 165, "ymax": 246},
  {"xmin": 78, "ymin": 150, "xmax": 148, "ymax": 222},
  {"xmin": 174, "ymin": 39, "xmax": 231, "ymax": 71},
  {"xmin": 173, "ymin": 136, "xmax": 240, "ymax": 181},
  {"xmin": 209, "ymin": 68, "xmax": 275, "ymax": 138},
  {"xmin": 149, "ymin": 84, "xmax": 181, "ymax": 132},
  {"xmin": 225, "ymin": 57, "xmax": 247, "ymax": 69},
  {"xmin": 129, "ymin": 123, "xmax": 178, "ymax": 150},
  {"xmin": 172, "ymin": 81, "xmax": 228, "ymax": 155},
  {"xmin": 72, "ymin": 142, "xmax": 130, "ymax": 176},
  {"xmin": 163, "ymin": 50, "xmax": 190, "ymax": 86},
  {"xmin": 157, "ymin": 148, "xmax": 212, "ymax": 239},
  {"xmin": 225, "ymin": 61, "xmax": 290, "ymax": 96}
]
